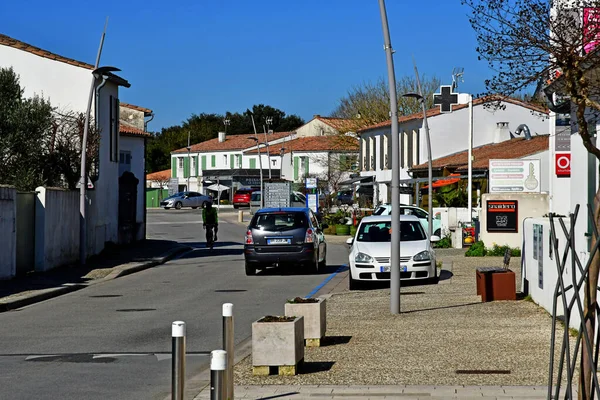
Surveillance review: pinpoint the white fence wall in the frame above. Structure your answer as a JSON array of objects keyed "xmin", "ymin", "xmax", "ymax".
[
  {"xmin": 0, "ymin": 186, "xmax": 17, "ymax": 279},
  {"xmin": 35, "ymin": 187, "xmax": 79, "ymax": 272}
]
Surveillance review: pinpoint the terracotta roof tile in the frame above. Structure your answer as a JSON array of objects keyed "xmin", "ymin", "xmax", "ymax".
[
  {"xmin": 411, "ymin": 135, "xmax": 549, "ymax": 171},
  {"xmin": 314, "ymin": 116, "xmax": 361, "ymax": 133},
  {"xmin": 172, "ymin": 132, "xmax": 293, "ymax": 154},
  {"xmin": 121, "ymin": 102, "xmax": 153, "ymax": 115},
  {"xmin": 358, "ymin": 96, "xmax": 549, "ymax": 133},
  {"xmin": 0, "ymin": 33, "xmax": 94, "ymax": 70},
  {"xmin": 147, "ymin": 169, "xmax": 171, "ymax": 181},
  {"xmin": 244, "ymin": 135, "xmax": 359, "ymax": 155},
  {"xmin": 120, "ymin": 124, "xmax": 152, "ymax": 138}
]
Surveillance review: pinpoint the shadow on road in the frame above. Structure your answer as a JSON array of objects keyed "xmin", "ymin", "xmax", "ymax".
[{"xmin": 256, "ymin": 264, "xmax": 346, "ymax": 276}]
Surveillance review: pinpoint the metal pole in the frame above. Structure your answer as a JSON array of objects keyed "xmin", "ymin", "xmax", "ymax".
[
  {"xmin": 187, "ymin": 131, "xmax": 191, "ymax": 191},
  {"xmin": 79, "ymin": 18, "xmax": 107, "ymax": 265},
  {"xmin": 467, "ymin": 95, "xmax": 473, "ymax": 224},
  {"xmin": 263, "ymin": 125, "xmax": 272, "ymax": 180},
  {"xmin": 210, "ymin": 350, "xmax": 226, "ymax": 400},
  {"xmin": 412, "ymin": 61, "xmax": 433, "ymax": 240},
  {"xmin": 251, "ymin": 116, "xmax": 264, "ymax": 208},
  {"xmin": 222, "ymin": 303, "xmax": 234, "ymax": 400},
  {"xmin": 378, "ymin": 0, "xmax": 401, "ymax": 314},
  {"xmin": 171, "ymin": 321, "xmax": 186, "ymax": 400}
]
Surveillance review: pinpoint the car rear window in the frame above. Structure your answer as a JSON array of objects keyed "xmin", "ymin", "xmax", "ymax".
[
  {"xmin": 357, "ymin": 221, "xmax": 426, "ymax": 242},
  {"xmin": 250, "ymin": 212, "xmax": 308, "ymax": 231},
  {"xmin": 235, "ymin": 190, "xmax": 252, "ymax": 195}
]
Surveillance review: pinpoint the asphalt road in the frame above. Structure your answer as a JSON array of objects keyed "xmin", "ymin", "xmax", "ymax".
[{"xmin": 0, "ymin": 208, "xmax": 349, "ymax": 400}]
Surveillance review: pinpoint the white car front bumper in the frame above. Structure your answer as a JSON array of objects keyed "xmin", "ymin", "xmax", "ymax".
[{"xmin": 349, "ymin": 258, "xmax": 435, "ymax": 281}]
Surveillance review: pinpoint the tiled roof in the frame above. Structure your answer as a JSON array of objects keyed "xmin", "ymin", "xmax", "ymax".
[
  {"xmin": 147, "ymin": 169, "xmax": 171, "ymax": 181},
  {"xmin": 245, "ymin": 135, "xmax": 359, "ymax": 155},
  {"xmin": 120, "ymin": 124, "xmax": 152, "ymax": 138},
  {"xmin": 314, "ymin": 116, "xmax": 360, "ymax": 133},
  {"xmin": 172, "ymin": 132, "xmax": 293, "ymax": 154},
  {"xmin": 121, "ymin": 102, "xmax": 153, "ymax": 116},
  {"xmin": 411, "ymin": 135, "xmax": 549, "ymax": 172},
  {"xmin": 358, "ymin": 96, "xmax": 549, "ymax": 133},
  {"xmin": 0, "ymin": 33, "xmax": 94, "ymax": 70}
]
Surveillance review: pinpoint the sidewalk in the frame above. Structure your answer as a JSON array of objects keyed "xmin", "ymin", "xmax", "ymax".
[
  {"xmin": 193, "ymin": 248, "xmax": 576, "ymax": 399},
  {"xmin": 0, "ymin": 239, "xmax": 190, "ymax": 311}
]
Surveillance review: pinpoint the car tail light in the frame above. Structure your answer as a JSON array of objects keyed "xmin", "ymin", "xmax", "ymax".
[
  {"xmin": 245, "ymin": 230, "xmax": 254, "ymax": 245},
  {"xmin": 305, "ymin": 228, "xmax": 315, "ymax": 243}
]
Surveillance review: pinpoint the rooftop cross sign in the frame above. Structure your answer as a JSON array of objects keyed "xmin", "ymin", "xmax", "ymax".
[{"xmin": 433, "ymin": 85, "xmax": 459, "ymax": 113}]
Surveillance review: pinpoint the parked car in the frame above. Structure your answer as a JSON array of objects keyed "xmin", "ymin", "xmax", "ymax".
[
  {"xmin": 161, "ymin": 192, "xmax": 212, "ymax": 210},
  {"xmin": 243, "ymin": 207, "xmax": 327, "ymax": 275},
  {"xmin": 346, "ymin": 215, "xmax": 439, "ymax": 290},
  {"xmin": 233, "ymin": 188, "xmax": 258, "ymax": 209},
  {"xmin": 335, "ymin": 190, "xmax": 354, "ymax": 206},
  {"xmin": 372, "ymin": 204, "xmax": 443, "ymax": 237},
  {"xmin": 249, "ymin": 191, "xmax": 307, "ymax": 211}
]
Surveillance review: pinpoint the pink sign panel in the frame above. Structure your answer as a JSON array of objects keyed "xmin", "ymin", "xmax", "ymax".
[{"xmin": 584, "ymin": 8, "xmax": 600, "ymax": 54}]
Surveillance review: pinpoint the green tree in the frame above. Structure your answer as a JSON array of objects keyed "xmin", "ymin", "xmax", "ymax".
[
  {"xmin": 0, "ymin": 67, "xmax": 53, "ymax": 190},
  {"xmin": 462, "ymin": 1, "xmax": 600, "ymax": 397},
  {"xmin": 331, "ymin": 75, "xmax": 442, "ymax": 127}
]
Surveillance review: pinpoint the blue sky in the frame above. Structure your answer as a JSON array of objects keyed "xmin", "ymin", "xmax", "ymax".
[{"xmin": 0, "ymin": 0, "xmax": 488, "ymax": 132}]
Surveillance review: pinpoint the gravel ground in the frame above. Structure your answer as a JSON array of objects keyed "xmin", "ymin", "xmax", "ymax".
[{"xmin": 235, "ymin": 249, "xmax": 578, "ymax": 386}]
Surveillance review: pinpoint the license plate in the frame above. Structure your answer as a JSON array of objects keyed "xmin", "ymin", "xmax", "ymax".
[
  {"xmin": 380, "ymin": 265, "xmax": 407, "ymax": 272},
  {"xmin": 267, "ymin": 238, "xmax": 291, "ymax": 245}
]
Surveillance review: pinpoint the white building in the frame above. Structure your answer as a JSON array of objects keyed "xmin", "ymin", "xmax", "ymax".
[
  {"xmin": 0, "ymin": 33, "xmax": 150, "ymax": 257},
  {"xmin": 356, "ymin": 97, "xmax": 549, "ymax": 204}
]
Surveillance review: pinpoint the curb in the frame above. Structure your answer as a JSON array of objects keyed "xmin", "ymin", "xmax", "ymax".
[{"xmin": 0, "ymin": 245, "xmax": 192, "ymax": 313}]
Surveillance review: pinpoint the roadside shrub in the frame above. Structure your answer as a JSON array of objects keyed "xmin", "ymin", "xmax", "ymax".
[
  {"xmin": 486, "ymin": 243, "xmax": 521, "ymax": 257},
  {"xmin": 433, "ymin": 233, "xmax": 452, "ymax": 249},
  {"xmin": 465, "ymin": 241, "xmax": 486, "ymax": 257}
]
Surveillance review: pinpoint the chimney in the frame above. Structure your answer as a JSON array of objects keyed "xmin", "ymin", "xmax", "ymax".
[
  {"xmin": 313, "ymin": 114, "xmax": 320, "ymax": 119},
  {"xmin": 218, "ymin": 131, "xmax": 226, "ymax": 143},
  {"xmin": 268, "ymin": 129, "xmax": 273, "ymax": 135},
  {"xmin": 493, "ymin": 122, "xmax": 510, "ymax": 144}
]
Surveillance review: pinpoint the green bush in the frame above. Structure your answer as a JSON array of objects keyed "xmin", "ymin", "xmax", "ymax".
[
  {"xmin": 465, "ymin": 241, "xmax": 486, "ymax": 257},
  {"xmin": 433, "ymin": 233, "xmax": 452, "ymax": 249},
  {"xmin": 486, "ymin": 244, "xmax": 521, "ymax": 257}
]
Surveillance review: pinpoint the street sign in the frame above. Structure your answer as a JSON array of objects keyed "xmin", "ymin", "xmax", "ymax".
[
  {"xmin": 307, "ymin": 193, "xmax": 318, "ymax": 213},
  {"xmin": 305, "ymin": 177, "xmax": 317, "ymax": 189},
  {"xmin": 433, "ymin": 85, "xmax": 459, "ymax": 113},
  {"xmin": 168, "ymin": 178, "xmax": 179, "ymax": 196},
  {"xmin": 263, "ymin": 182, "xmax": 291, "ymax": 208},
  {"xmin": 555, "ymin": 153, "xmax": 571, "ymax": 177}
]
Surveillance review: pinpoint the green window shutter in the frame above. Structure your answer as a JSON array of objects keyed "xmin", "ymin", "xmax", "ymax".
[
  {"xmin": 211, "ymin": 155, "xmax": 216, "ymax": 167},
  {"xmin": 230, "ymin": 154, "xmax": 234, "ymax": 167},
  {"xmin": 294, "ymin": 156, "xmax": 299, "ymax": 180},
  {"xmin": 194, "ymin": 156, "xmax": 199, "ymax": 176},
  {"xmin": 172, "ymin": 158, "xmax": 177, "ymax": 178},
  {"xmin": 250, "ymin": 158, "xmax": 256, "ymax": 169},
  {"xmin": 340, "ymin": 154, "xmax": 347, "ymax": 168},
  {"xmin": 184, "ymin": 157, "xmax": 189, "ymax": 178},
  {"xmin": 201, "ymin": 155, "xmax": 207, "ymax": 170},
  {"xmin": 304, "ymin": 157, "xmax": 309, "ymax": 176}
]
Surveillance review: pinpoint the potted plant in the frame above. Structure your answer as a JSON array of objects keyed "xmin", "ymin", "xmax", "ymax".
[
  {"xmin": 252, "ymin": 315, "xmax": 304, "ymax": 375},
  {"xmin": 334, "ymin": 209, "xmax": 351, "ymax": 235},
  {"xmin": 285, "ymin": 297, "xmax": 326, "ymax": 347}
]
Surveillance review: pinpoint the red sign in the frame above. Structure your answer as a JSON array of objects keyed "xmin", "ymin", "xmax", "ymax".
[
  {"xmin": 555, "ymin": 153, "xmax": 571, "ymax": 177},
  {"xmin": 584, "ymin": 8, "xmax": 600, "ymax": 54}
]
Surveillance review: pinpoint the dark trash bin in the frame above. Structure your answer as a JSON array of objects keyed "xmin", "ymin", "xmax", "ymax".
[{"xmin": 476, "ymin": 267, "xmax": 516, "ymax": 302}]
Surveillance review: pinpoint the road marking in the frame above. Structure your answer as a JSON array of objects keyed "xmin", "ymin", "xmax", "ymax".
[{"xmin": 306, "ymin": 265, "xmax": 348, "ymax": 298}]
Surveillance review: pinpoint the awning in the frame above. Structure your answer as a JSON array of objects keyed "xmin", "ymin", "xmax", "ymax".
[
  {"xmin": 421, "ymin": 174, "xmax": 461, "ymax": 189},
  {"xmin": 339, "ymin": 175, "xmax": 375, "ymax": 185},
  {"xmin": 400, "ymin": 173, "xmax": 487, "ymax": 185},
  {"xmin": 206, "ymin": 183, "xmax": 230, "ymax": 191}
]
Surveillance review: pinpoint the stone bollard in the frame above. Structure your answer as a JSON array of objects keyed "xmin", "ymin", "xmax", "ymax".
[{"xmin": 238, "ymin": 210, "xmax": 244, "ymax": 223}]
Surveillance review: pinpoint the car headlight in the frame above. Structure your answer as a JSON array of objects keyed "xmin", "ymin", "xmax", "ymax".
[
  {"xmin": 355, "ymin": 252, "xmax": 374, "ymax": 263},
  {"xmin": 413, "ymin": 250, "xmax": 431, "ymax": 261}
]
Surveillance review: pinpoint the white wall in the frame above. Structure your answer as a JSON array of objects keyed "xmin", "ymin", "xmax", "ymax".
[
  {"xmin": 34, "ymin": 187, "xmax": 79, "ymax": 272},
  {"xmin": 479, "ymin": 193, "xmax": 549, "ymax": 249},
  {"xmin": 0, "ymin": 45, "xmax": 91, "ymax": 113},
  {"xmin": 295, "ymin": 119, "xmax": 338, "ymax": 137},
  {"xmin": 0, "ymin": 186, "xmax": 17, "ymax": 279},
  {"xmin": 120, "ymin": 136, "xmax": 145, "ymax": 241}
]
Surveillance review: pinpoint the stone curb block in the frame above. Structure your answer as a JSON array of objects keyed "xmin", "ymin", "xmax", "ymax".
[{"xmin": 0, "ymin": 245, "xmax": 192, "ymax": 313}]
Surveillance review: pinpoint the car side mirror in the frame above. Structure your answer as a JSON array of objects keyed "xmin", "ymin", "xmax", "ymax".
[
  {"xmin": 430, "ymin": 235, "xmax": 441, "ymax": 243},
  {"xmin": 346, "ymin": 237, "xmax": 354, "ymax": 246}
]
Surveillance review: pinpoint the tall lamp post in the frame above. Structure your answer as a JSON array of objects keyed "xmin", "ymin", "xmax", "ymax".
[
  {"xmin": 263, "ymin": 116, "xmax": 273, "ymax": 180},
  {"xmin": 248, "ymin": 120, "xmax": 265, "ymax": 208},
  {"xmin": 378, "ymin": 0, "xmax": 401, "ymax": 314},
  {"xmin": 402, "ymin": 61, "xmax": 433, "ymax": 242},
  {"xmin": 186, "ymin": 131, "xmax": 191, "ymax": 191}
]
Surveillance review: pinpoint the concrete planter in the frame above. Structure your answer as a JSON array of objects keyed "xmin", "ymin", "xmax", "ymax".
[
  {"xmin": 252, "ymin": 316, "xmax": 304, "ymax": 375},
  {"xmin": 285, "ymin": 298, "xmax": 326, "ymax": 347}
]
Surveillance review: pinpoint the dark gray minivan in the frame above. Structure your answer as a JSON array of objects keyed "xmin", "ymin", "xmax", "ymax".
[{"xmin": 244, "ymin": 207, "xmax": 327, "ymax": 275}]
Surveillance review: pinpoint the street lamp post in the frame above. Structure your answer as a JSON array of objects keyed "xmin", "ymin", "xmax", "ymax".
[
  {"xmin": 187, "ymin": 131, "xmax": 191, "ymax": 192},
  {"xmin": 378, "ymin": 0, "xmax": 401, "ymax": 314},
  {"xmin": 402, "ymin": 61, "xmax": 433, "ymax": 242},
  {"xmin": 262, "ymin": 119, "xmax": 272, "ymax": 180},
  {"xmin": 249, "ymin": 115, "xmax": 264, "ymax": 208}
]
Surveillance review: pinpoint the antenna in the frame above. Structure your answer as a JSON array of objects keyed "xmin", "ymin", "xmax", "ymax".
[{"xmin": 452, "ymin": 67, "xmax": 464, "ymax": 91}]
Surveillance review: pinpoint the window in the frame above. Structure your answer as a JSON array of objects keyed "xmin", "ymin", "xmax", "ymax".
[
  {"xmin": 357, "ymin": 221, "xmax": 425, "ymax": 242},
  {"xmin": 249, "ymin": 158, "xmax": 256, "ymax": 169},
  {"xmin": 178, "ymin": 158, "xmax": 184, "ymax": 169},
  {"xmin": 237, "ymin": 155, "xmax": 242, "ymax": 167},
  {"xmin": 190, "ymin": 157, "xmax": 196, "ymax": 176},
  {"xmin": 211, "ymin": 155, "xmax": 216, "ymax": 167},
  {"xmin": 250, "ymin": 212, "xmax": 309, "ymax": 231},
  {"xmin": 118, "ymin": 150, "xmax": 131, "ymax": 175},
  {"xmin": 224, "ymin": 155, "xmax": 228, "ymax": 165},
  {"xmin": 109, "ymin": 96, "xmax": 120, "ymax": 162}
]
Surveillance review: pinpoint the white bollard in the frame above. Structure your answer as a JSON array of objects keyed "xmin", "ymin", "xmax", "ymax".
[
  {"xmin": 210, "ymin": 350, "xmax": 227, "ymax": 400},
  {"xmin": 222, "ymin": 303, "xmax": 234, "ymax": 400},
  {"xmin": 171, "ymin": 321, "xmax": 186, "ymax": 400}
]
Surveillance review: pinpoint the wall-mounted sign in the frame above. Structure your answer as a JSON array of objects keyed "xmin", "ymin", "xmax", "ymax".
[
  {"xmin": 486, "ymin": 200, "xmax": 518, "ymax": 232},
  {"xmin": 584, "ymin": 8, "xmax": 600, "ymax": 54},
  {"xmin": 307, "ymin": 193, "xmax": 318, "ymax": 213},
  {"xmin": 555, "ymin": 153, "xmax": 571, "ymax": 177},
  {"xmin": 489, "ymin": 159, "xmax": 541, "ymax": 193},
  {"xmin": 305, "ymin": 177, "xmax": 317, "ymax": 189}
]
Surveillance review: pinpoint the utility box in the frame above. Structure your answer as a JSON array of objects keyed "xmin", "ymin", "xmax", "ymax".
[
  {"xmin": 263, "ymin": 182, "xmax": 292, "ymax": 208},
  {"xmin": 476, "ymin": 267, "xmax": 516, "ymax": 302}
]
